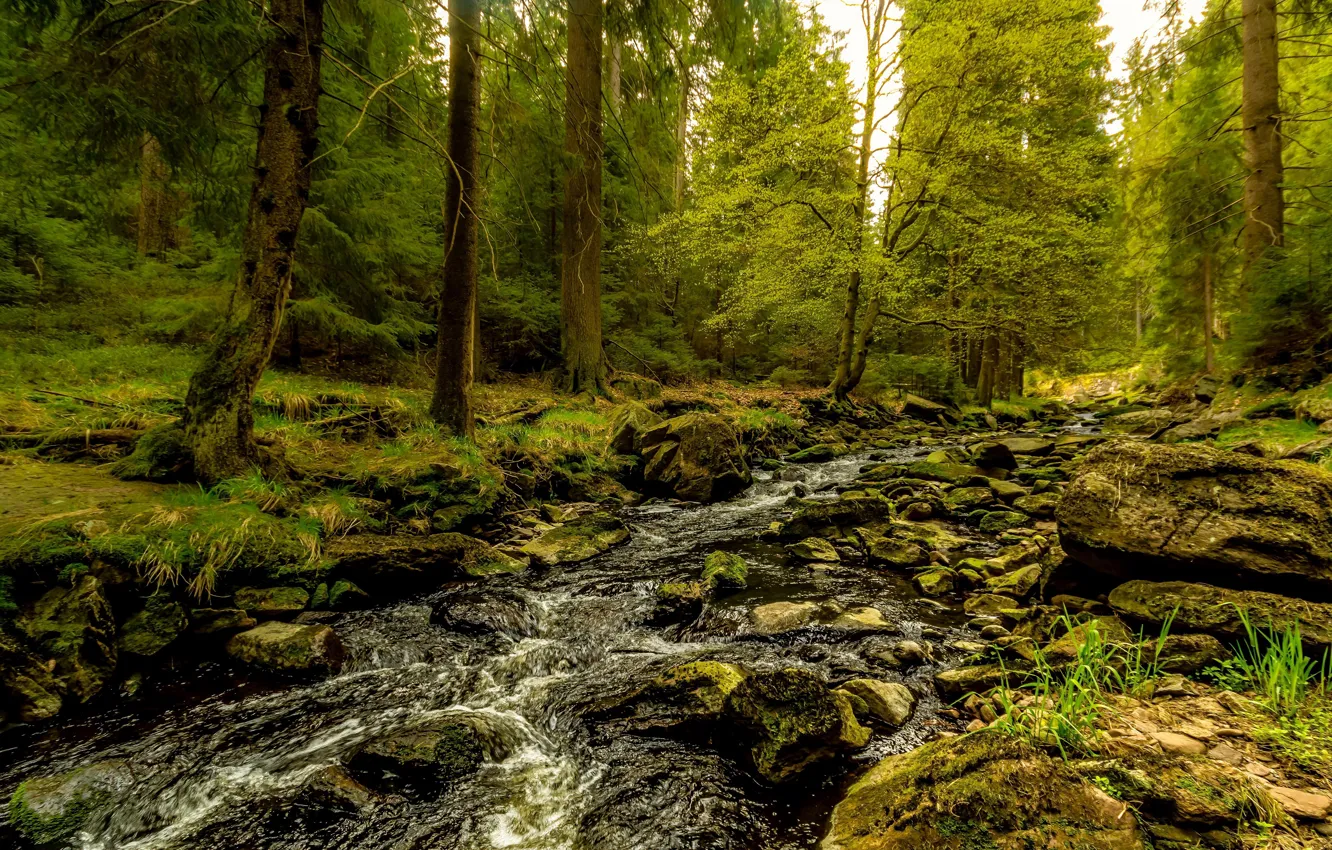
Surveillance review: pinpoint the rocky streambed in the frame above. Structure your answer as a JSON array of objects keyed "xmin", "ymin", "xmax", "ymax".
[{"xmin": 8, "ymin": 391, "xmax": 1332, "ymax": 850}]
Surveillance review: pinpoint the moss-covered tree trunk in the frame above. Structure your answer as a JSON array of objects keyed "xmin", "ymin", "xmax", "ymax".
[
  {"xmin": 559, "ymin": 0, "xmax": 608, "ymax": 394},
  {"xmin": 1241, "ymin": 0, "xmax": 1283, "ymax": 271},
  {"xmin": 430, "ymin": 0, "xmax": 481, "ymax": 438},
  {"xmin": 137, "ymin": 133, "xmax": 172, "ymax": 256},
  {"xmin": 179, "ymin": 0, "xmax": 323, "ymax": 482}
]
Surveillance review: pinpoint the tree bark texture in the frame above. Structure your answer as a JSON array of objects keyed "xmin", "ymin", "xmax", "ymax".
[
  {"xmin": 180, "ymin": 0, "xmax": 323, "ymax": 482},
  {"xmin": 977, "ymin": 333, "xmax": 998, "ymax": 408},
  {"xmin": 430, "ymin": 0, "xmax": 481, "ymax": 438},
  {"xmin": 560, "ymin": 0, "xmax": 608, "ymax": 394},
  {"xmin": 137, "ymin": 133, "xmax": 175, "ymax": 256}
]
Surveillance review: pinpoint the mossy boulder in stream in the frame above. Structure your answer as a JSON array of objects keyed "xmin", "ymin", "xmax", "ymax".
[
  {"xmin": 234, "ymin": 586, "xmax": 309, "ymax": 618},
  {"xmin": 7, "ymin": 761, "xmax": 129, "ymax": 846},
  {"xmin": 225, "ymin": 621, "xmax": 345, "ymax": 674},
  {"xmin": 327, "ymin": 532, "xmax": 523, "ymax": 595},
  {"xmin": 723, "ymin": 668, "xmax": 870, "ymax": 784},
  {"xmin": 701, "ymin": 550, "xmax": 748, "ymax": 590},
  {"xmin": 1058, "ymin": 441, "xmax": 1332, "ymax": 592},
  {"xmin": 347, "ymin": 718, "xmax": 484, "ymax": 793},
  {"xmin": 638, "ymin": 413, "xmax": 753, "ymax": 502},
  {"xmin": 521, "ymin": 512, "xmax": 629, "ymax": 566},
  {"xmin": 821, "ymin": 733, "xmax": 1145, "ymax": 850},
  {"xmin": 593, "ymin": 660, "xmax": 751, "ymax": 733}
]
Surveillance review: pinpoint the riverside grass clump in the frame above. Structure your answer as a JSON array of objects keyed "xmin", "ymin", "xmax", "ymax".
[
  {"xmin": 988, "ymin": 611, "xmax": 1176, "ymax": 758},
  {"xmin": 1206, "ymin": 610, "xmax": 1332, "ymax": 775}
]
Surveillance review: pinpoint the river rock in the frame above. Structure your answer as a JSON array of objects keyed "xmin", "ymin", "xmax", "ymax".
[
  {"xmin": 781, "ymin": 496, "xmax": 893, "ymax": 540},
  {"xmin": 751, "ymin": 601, "xmax": 822, "ymax": 634},
  {"xmin": 328, "ymin": 532, "xmax": 524, "ymax": 594},
  {"xmin": 17, "ymin": 574, "xmax": 116, "ymax": 704},
  {"xmin": 1108, "ymin": 580, "xmax": 1332, "ymax": 652},
  {"xmin": 985, "ymin": 564, "xmax": 1043, "ymax": 599},
  {"xmin": 1162, "ymin": 411, "xmax": 1241, "ymax": 443},
  {"xmin": 522, "ymin": 512, "xmax": 630, "ymax": 566},
  {"xmin": 7, "ymin": 761, "xmax": 131, "ymax": 846},
  {"xmin": 787, "ymin": 538, "xmax": 840, "ymax": 563},
  {"xmin": 978, "ymin": 510, "xmax": 1030, "ymax": 534},
  {"xmin": 431, "ymin": 587, "xmax": 539, "ymax": 638},
  {"xmin": 652, "ymin": 581, "xmax": 707, "ymax": 624},
  {"xmin": 835, "ymin": 679, "xmax": 915, "ymax": 726},
  {"xmin": 0, "ymin": 627, "xmax": 64, "ymax": 721},
  {"xmin": 1101, "ymin": 409, "xmax": 1176, "ymax": 435},
  {"xmin": 702, "ymin": 550, "xmax": 748, "ymax": 590},
  {"xmin": 788, "ymin": 444, "xmax": 843, "ymax": 463},
  {"xmin": 328, "ymin": 579, "xmax": 370, "ymax": 611},
  {"xmin": 913, "ymin": 568, "xmax": 956, "ymax": 596},
  {"xmin": 597, "ymin": 660, "xmax": 749, "ymax": 733},
  {"xmin": 116, "ymin": 594, "xmax": 188, "ymax": 658},
  {"xmin": 724, "ymin": 668, "xmax": 870, "ymax": 783},
  {"xmin": 944, "ymin": 486, "xmax": 995, "ymax": 511},
  {"xmin": 997, "ymin": 436, "xmax": 1056, "ymax": 456},
  {"xmin": 1149, "ymin": 633, "xmax": 1230, "ymax": 675},
  {"xmin": 234, "ymin": 586, "xmax": 309, "ymax": 618},
  {"xmin": 188, "ymin": 608, "xmax": 257, "ymax": 635},
  {"xmin": 970, "ymin": 441, "xmax": 1018, "ymax": 470},
  {"xmin": 859, "ymin": 528, "xmax": 930, "ymax": 569},
  {"xmin": 639, "ymin": 413, "xmax": 753, "ymax": 502},
  {"xmin": 899, "ymin": 394, "xmax": 959, "ymax": 424},
  {"xmin": 821, "ymin": 734, "xmax": 1145, "ymax": 850},
  {"xmin": 933, "ymin": 663, "xmax": 1009, "ymax": 698},
  {"xmin": 347, "ymin": 717, "xmax": 484, "ymax": 792},
  {"xmin": 608, "ymin": 401, "xmax": 663, "ymax": 454},
  {"xmin": 225, "ymin": 621, "xmax": 345, "ymax": 674},
  {"xmin": 1059, "ymin": 441, "xmax": 1332, "ymax": 592},
  {"xmin": 1012, "ymin": 491, "xmax": 1060, "ymax": 519}
]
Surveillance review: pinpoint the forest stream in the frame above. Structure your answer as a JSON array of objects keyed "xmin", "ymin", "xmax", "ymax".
[{"xmin": 0, "ymin": 439, "xmax": 1005, "ymax": 850}]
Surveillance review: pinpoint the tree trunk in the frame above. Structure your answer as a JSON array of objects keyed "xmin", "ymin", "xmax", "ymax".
[
  {"xmin": 137, "ymin": 132, "xmax": 171, "ymax": 256},
  {"xmin": 1134, "ymin": 283, "xmax": 1143, "ymax": 344},
  {"xmin": 1241, "ymin": 0, "xmax": 1283, "ymax": 271},
  {"xmin": 977, "ymin": 333, "xmax": 998, "ymax": 408},
  {"xmin": 560, "ymin": 0, "xmax": 608, "ymax": 394},
  {"xmin": 430, "ymin": 0, "xmax": 481, "ymax": 437},
  {"xmin": 609, "ymin": 38, "xmax": 623, "ymax": 115},
  {"xmin": 177, "ymin": 0, "xmax": 323, "ymax": 483},
  {"xmin": 994, "ymin": 333, "xmax": 1011, "ymax": 400},
  {"xmin": 965, "ymin": 336, "xmax": 981, "ymax": 388},
  {"xmin": 673, "ymin": 58, "xmax": 689, "ymax": 211},
  {"xmin": 847, "ymin": 295, "xmax": 881, "ymax": 392},
  {"xmin": 829, "ymin": 0, "xmax": 885, "ymax": 400},
  {"xmin": 1203, "ymin": 251, "xmax": 1216, "ymax": 373}
]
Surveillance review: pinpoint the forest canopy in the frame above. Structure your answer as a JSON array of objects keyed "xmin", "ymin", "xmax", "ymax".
[{"xmin": 1, "ymin": 0, "xmax": 1329, "ymax": 465}]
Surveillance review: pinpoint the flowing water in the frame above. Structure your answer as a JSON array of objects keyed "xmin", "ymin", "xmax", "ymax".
[{"xmin": 0, "ymin": 444, "xmax": 987, "ymax": 850}]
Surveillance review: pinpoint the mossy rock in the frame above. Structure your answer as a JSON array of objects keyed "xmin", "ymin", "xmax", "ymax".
[
  {"xmin": 913, "ymin": 568, "xmax": 956, "ymax": 597},
  {"xmin": 327, "ymin": 532, "xmax": 523, "ymax": 595},
  {"xmin": 639, "ymin": 413, "xmax": 753, "ymax": 502},
  {"xmin": 788, "ymin": 444, "xmax": 843, "ymax": 464},
  {"xmin": 723, "ymin": 668, "xmax": 870, "ymax": 784},
  {"xmin": 608, "ymin": 402, "xmax": 664, "ymax": 455},
  {"xmin": 116, "ymin": 593, "xmax": 187, "ymax": 658},
  {"xmin": 823, "ymin": 733, "xmax": 1145, "ymax": 849},
  {"xmin": 652, "ymin": 581, "xmax": 707, "ymax": 624},
  {"xmin": 1012, "ymin": 492, "xmax": 1060, "ymax": 519},
  {"xmin": 593, "ymin": 660, "xmax": 750, "ymax": 733},
  {"xmin": 329, "ymin": 579, "xmax": 370, "ymax": 611},
  {"xmin": 786, "ymin": 538, "xmax": 840, "ymax": 563},
  {"xmin": 8, "ymin": 761, "xmax": 129, "ymax": 846},
  {"xmin": 702, "ymin": 550, "xmax": 748, "ymax": 590},
  {"xmin": 1108, "ymin": 579, "xmax": 1332, "ymax": 653},
  {"xmin": 347, "ymin": 718, "xmax": 484, "ymax": 793},
  {"xmin": 860, "ymin": 528, "xmax": 930, "ymax": 569},
  {"xmin": 945, "ymin": 487, "xmax": 995, "ymax": 511},
  {"xmin": 1059, "ymin": 441, "xmax": 1332, "ymax": 592},
  {"xmin": 16, "ymin": 574, "xmax": 116, "ymax": 705},
  {"xmin": 225, "ymin": 621, "xmax": 345, "ymax": 674},
  {"xmin": 234, "ymin": 585, "xmax": 309, "ymax": 617},
  {"xmin": 780, "ymin": 496, "xmax": 893, "ymax": 540},
  {"xmin": 521, "ymin": 512, "xmax": 629, "ymax": 567},
  {"xmin": 933, "ymin": 663, "xmax": 1012, "ymax": 699},
  {"xmin": 984, "ymin": 565, "xmax": 1043, "ymax": 600},
  {"xmin": 978, "ymin": 510, "xmax": 1030, "ymax": 534}
]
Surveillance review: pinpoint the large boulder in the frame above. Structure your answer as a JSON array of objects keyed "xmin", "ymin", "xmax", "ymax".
[
  {"xmin": 521, "ymin": 512, "xmax": 629, "ymax": 566},
  {"xmin": 17, "ymin": 574, "xmax": 116, "ymax": 704},
  {"xmin": 225, "ymin": 621, "xmax": 345, "ymax": 674},
  {"xmin": 821, "ymin": 734, "xmax": 1145, "ymax": 850},
  {"xmin": 1108, "ymin": 579, "xmax": 1332, "ymax": 653},
  {"xmin": 327, "ymin": 533, "xmax": 524, "ymax": 595},
  {"xmin": 0, "ymin": 627, "xmax": 63, "ymax": 721},
  {"xmin": 1058, "ymin": 441, "xmax": 1332, "ymax": 593},
  {"xmin": 996, "ymin": 436, "xmax": 1056, "ymax": 457},
  {"xmin": 594, "ymin": 660, "xmax": 750, "ymax": 734},
  {"xmin": 723, "ymin": 668, "xmax": 870, "ymax": 784},
  {"xmin": 899, "ymin": 394, "xmax": 960, "ymax": 424},
  {"xmin": 639, "ymin": 413, "xmax": 753, "ymax": 502},
  {"xmin": 608, "ymin": 402, "xmax": 663, "ymax": 454}
]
